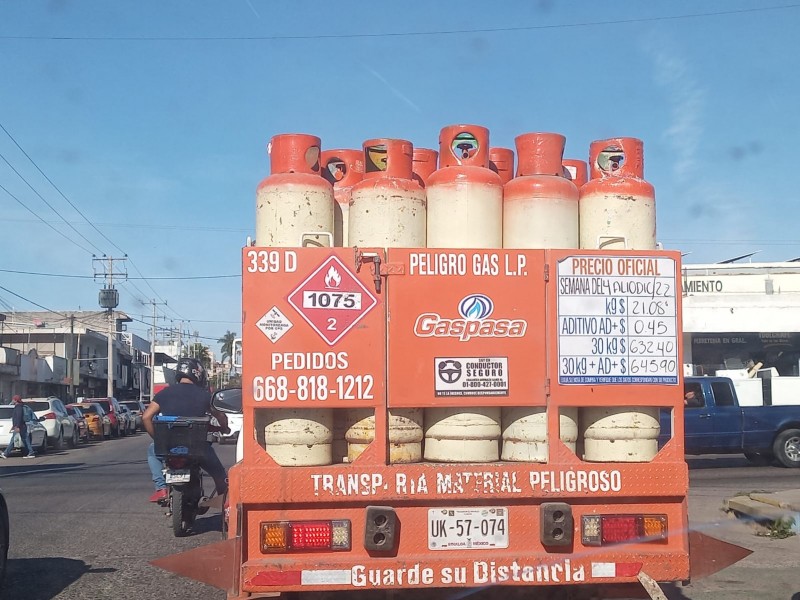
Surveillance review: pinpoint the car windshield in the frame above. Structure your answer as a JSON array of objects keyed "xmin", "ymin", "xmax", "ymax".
[
  {"xmin": 81, "ymin": 405, "xmax": 100, "ymax": 415},
  {"xmin": 0, "ymin": 407, "xmax": 14, "ymax": 419},
  {"xmin": 68, "ymin": 407, "xmax": 83, "ymax": 417},
  {"xmin": 26, "ymin": 401, "xmax": 50, "ymax": 412},
  {"xmin": 93, "ymin": 401, "xmax": 111, "ymax": 412}
]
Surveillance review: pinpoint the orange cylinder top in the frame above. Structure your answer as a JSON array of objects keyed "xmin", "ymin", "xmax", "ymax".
[
  {"xmin": 320, "ymin": 149, "xmax": 364, "ymax": 188},
  {"xmin": 268, "ymin": 133, "xmax": 322, "ymax": 175},
  {"xmin": 515, "ymin": 132, "xmax": 565, "ymax": 177},
  {"xmin": 438, "ymin": 124, "xmax": 490, "ymax": 168},
  {"xmin": 412, "ymin": 148, "xmax": 439, "ymax": 186},
  {"xmin": 489, "ymin": 147, "xmax": 515, "ymax": 184},
  {"xmin": 362, "ymin": 138, "xmax": 414, "ymax": 180},
  {"xmin": 562, "ymin": 159, "xmax": 588, "ymax": 187},
  {"xmin": 589, "ymin": 137, "xmax": 645, "ymax": 180}
]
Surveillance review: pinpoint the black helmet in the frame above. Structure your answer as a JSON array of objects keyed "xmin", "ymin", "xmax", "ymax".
[{"xmin": 175, "ymin": 357, "xmax": 208, "ymax": 388}]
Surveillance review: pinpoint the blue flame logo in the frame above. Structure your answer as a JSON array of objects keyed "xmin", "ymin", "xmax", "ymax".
[{"xmin": 458, "ymin": 294, "xmax": 494, "ymax": 321}]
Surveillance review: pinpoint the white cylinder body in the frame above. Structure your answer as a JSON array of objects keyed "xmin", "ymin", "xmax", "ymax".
[
  {"xmin": 426, "ymin": 182, "xmax": 502, "ymax": 248},
  {"xmin": 578, "ymin": 190, "xmax": 656, "ymax": 250},
  {"xmin": 255, "ymin": 182, "xmax": 334, "ymax": 247},
  {"xmin": 348, "ymin": 183, "xmax": 427, "ymax": 248},
  {"xmin": 345, "ymin": 408, "xmax": 423, "ymax": 464},
  {"xmin": 424, "ymin": 407, "xmax": 501, "ymax": 462},
  {"xmin": 501, "ymin": 407, "xmax": 579, "ymax": 462},
  {"xmin": 503, "ymin": 192, "xmax": 578, "ymax": 248},
  {"xmin": 581, "ymin": 407, "xmax": 660, "ymax": 462},
  {"xmin": 264, "ymin": 409, "xmax": 333, "ymax": 466}
]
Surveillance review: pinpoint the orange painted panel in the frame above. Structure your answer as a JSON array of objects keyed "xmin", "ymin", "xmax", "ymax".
[
  {"xmin": 386, "ymin": 249, "xmax": 547, "ymax": 407},
  {"xmin": 241, "ymin": 247, "xmax": 386, "ymax": 412}
]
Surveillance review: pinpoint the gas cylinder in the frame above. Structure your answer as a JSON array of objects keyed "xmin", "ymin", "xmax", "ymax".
[
  {"xmin": 255, "ymin": 134, "xmax": 334, "ymax": 247},
  {"xmin": 321, "ymin": 149, "xmax": 364, "ymax": 247},
  {"xmin": 348, "ymin": 139, "xmax": 427, "ymax": 248},
  {"xmin": 501, "ymin": 408, "xmax": 579, "ymax": 462},
  {"xmin": 255, "ymin": 134, "xmax": 334, "ymax": 466},
  {"xmin": 489, "ymin": 147, "xmax": 515, "ymax": 185},
  {"xmin": 424, "ymin": 408, "xmax": 501, "ymax": 463},
  {"xmin": 562, "ymin": 159, "xmax": 588, "ymax": 188},
  {"xmin": 581, "ymin": 407, "xmax": 661, "ymax": 462},
  {"xmin": 579, "ymin": 138, "xmax": 659, "ymax": 462},
  {"xmin": 579, "ymin": 137, "xmax": 656, "ymax": 250},
  {"xmin": 503, "ymin": 132, "xmax": 579, "ymax": 249},
  {"xmin": 411, "ymin": 148, "xmax": 438, "ymax": 188},
  {"xmin": 424, "ymin": 125, "xmax": 502, "ymax": 463},
  {"xmin": 263, "ymin": 408, "xmax": 333, "ymax": 467},
  {"xmin": 347, "ymin": 139, "xmax": 425, "ymax": 463},
  {"xmin": 426, "ymin": 124, "xmax": 503, "ymax": 248}
]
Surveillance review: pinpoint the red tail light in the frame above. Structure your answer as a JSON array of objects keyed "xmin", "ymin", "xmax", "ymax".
[
  {"xmin": 582, "ymin": 515, "xmax": 668, "ymax": 546},
  {"xmin": 166, "ymin": 457, "xmax": 189, "ymax": 468},
  {"xmin": 42, "ymin": 412, "xmax": 57, "ymax": 420},
  {"xmin": 261, "ymin": 520, "xmax": 351, "ymax": 553}
]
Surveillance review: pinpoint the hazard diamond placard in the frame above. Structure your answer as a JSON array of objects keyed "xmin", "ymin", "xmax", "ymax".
[{"xmin": 287, "ymin": 255, "xmax": 378, "ymax": 346}]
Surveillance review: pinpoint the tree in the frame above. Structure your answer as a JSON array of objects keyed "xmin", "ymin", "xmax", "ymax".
[
  {"xmin": 218, "ymin": 330, "xmax": 237, "ymax": 364},
  {"xmin": 184, "ymin": 343, "xmax": 212, "ymax": 370}
]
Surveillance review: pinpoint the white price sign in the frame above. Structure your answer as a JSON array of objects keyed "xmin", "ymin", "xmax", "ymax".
[{"xmin": 556, "ymin": 256, "xmax": 679, "ymax": 385}]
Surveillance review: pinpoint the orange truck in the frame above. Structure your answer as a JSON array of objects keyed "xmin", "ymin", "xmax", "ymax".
[{"xmin": 157, "ymin": 245, "xmax": 749, "ymax": 599}]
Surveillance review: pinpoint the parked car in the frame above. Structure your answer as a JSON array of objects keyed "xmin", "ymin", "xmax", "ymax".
[
  {"xmin": 78, "ymin": 402, "xmax": 112, "ymax": 440},
  {"xmin": 81, "ymin": 397, "xmax": 124, "ymax": 438},
  {"xmin": 118, "ymin": 405, "xmax": 136, "ymax": 435},
  {"xmin": 0, "ymin": 403, "xmax": 48, "ymax": 455},
  {"xmin": 64, "ymin": 404, "xmax": 90, "ymax": 444},
  {"xmin": 23, "ymin": 397, "xmax": 80, "ymax": 450},
  {"xmin": 119, "ymin": 400, "xmax": 145, "ymax": 431},
  {"xmin": 210, "ymin": 388, "xmax": 242, "ymax": 445},
  {"xmin": 660, "ymin": 376, "xmax": 800, "ymax": 467}
]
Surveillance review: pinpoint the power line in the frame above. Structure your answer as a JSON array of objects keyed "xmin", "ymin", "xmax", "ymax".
[
  {"xmin": 1, "ymin": 5, "xmax": 797, "ymax": 40},
  {"xmin": 0, "ymin": 149, "xmax": 105, "ymax": 254},
  {"xmin": 0, "ymin": 268, "xmax": 240, "ymax": 280},
  {"xmin": 0, "ymin": 182, "xmax": 94, "ymax": 255},
  {"xmin": 0, "ymin": 121, "xmax": 123, "ymax": 256}
]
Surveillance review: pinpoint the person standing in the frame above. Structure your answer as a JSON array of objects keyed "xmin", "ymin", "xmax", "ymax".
[{"xmin": 1, "ymin": 395, "xmax": 36, "ymax": 459}]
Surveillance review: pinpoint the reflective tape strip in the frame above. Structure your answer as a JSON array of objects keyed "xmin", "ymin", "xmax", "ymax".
[
  {"xmin": 301, "ymin": 569, "xmax": 352, "ymax": 585},
  {"xmin": 591, "ymin": 562, "xmax": 616, "ymax": 578}
]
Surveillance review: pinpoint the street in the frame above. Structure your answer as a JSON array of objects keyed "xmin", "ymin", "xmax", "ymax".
[{"xmin": 1, "ymin": 438, "xmax": 799, "ymax": 600}]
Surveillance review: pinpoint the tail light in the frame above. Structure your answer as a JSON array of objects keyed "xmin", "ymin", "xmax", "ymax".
[
  {"xmin": 166, "ymin": 457, "xmax": 189, "ymax": 469},
  {"xmin": 42, "ymin": 412, "xmax": 57, "ymax": 420},
  {"xmin": 582, "ymin": 515, "xmax": 667, "ymax": 546},
  {"xmin": 261, "ymin": 520, "xmax": 351, "ymax": 553}
]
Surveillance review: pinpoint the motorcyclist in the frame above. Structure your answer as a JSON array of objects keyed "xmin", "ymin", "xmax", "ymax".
[{"xmin": 143, "ymin": 357, "xmax": 229, "ymax": 503}]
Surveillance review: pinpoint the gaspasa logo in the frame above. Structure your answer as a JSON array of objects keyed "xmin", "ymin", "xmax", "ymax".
[{"xmin": 414, "ymin": 294, "xmax": 527, "ymax": 342}]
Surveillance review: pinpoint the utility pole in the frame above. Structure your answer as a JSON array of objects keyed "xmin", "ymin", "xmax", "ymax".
[
  {"xmin": 68, "ymin": 314, "xmax": 76, "ymax": 401},
  {"xmin": 149, "ymin": 299, "xmax": 167, "ymax": 400},
  {"xmin": 93, "ymin": 256, "xmax": 127, "ymax": 399}
]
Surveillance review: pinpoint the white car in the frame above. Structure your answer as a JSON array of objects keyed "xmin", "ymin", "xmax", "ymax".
[
  {"xmin": 0, "ymin": 403, "xmax": 48, "ymax": 456},
  {"xmin": 23, "ymin": 397, "xmax": 80, "ymax": 450}
]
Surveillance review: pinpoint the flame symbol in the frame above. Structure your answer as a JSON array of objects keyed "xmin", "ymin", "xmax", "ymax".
[
  {"xmin": 324, "ymin": 266, "xmax": 342, "ymax": 289},
  {"xmin": 458, "ymin": 294, "xmax": 494, "ymax": 320}
]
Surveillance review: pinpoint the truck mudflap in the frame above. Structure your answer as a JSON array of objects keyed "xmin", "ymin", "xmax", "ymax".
[{"xmin": 151, "ymin": 531, "xmax": 751, "ymax": 599}]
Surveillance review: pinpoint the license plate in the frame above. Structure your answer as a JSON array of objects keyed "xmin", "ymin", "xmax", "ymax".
[
  {"xmin": 165, "ymin": 470, "xmax": 191, "ymax": 484},
  {"xmin": 428, "ymin": 507, "xmax": 508, "ymax": 550}
]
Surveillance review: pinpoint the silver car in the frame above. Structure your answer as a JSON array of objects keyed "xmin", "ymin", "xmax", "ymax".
[{"xmin": 0, "ymin": 404, "xmax": 48, "ymax": 456}]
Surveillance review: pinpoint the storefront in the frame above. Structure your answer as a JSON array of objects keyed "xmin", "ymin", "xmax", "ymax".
[{"xmin": 682, "ymin": 262, "xmax": 800, "ymax": 377}]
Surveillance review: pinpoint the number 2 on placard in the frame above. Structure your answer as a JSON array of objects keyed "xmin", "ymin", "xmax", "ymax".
[{"xmin": 327, "ymin": 318, "xmax": 337, "ymax": 331}]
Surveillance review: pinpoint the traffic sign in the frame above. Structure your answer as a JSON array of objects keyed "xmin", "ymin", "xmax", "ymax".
[{"xmin": 287, "ymin": 255, "xmax": 378, "ymax": 345}]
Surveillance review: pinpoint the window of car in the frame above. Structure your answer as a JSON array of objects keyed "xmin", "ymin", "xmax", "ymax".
[
  {"xmin": 26, "ymin": 401, "xmax": 50, "ymax": 412},
  {"xmin": 0, "ymin": 407, "xmax": 13, "ymax": 419},
  {"xmin": 93, "ymin": 400, "xmax": 111, "ymax": 413}
]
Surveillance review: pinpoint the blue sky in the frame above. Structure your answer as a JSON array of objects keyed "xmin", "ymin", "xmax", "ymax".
[{"xmin": 1, "ymin": 1, "xmax": 799, "ymax": 352}]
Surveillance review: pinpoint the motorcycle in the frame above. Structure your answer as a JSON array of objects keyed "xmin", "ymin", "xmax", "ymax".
[{"xmin": 153, "ymin": 415, "xmax": 227, "ymax": 537}]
